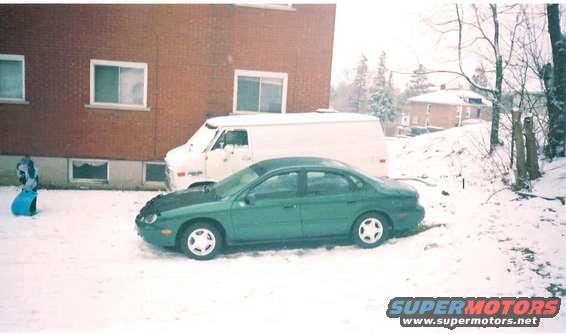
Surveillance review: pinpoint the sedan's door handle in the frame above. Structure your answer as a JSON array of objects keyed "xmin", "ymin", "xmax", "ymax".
[
  {"xmin": 282, "ymin": 203, "xmax": 297, "ymax": 209},
  {"xmin": 346, "ymin": 200, "xmax": 358, "ymax": 205}
]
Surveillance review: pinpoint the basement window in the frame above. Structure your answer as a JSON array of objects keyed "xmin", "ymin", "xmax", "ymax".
[
  {"xmin": 144, "ymin": 162, "xmax": 166, "ymax": 183},
  {"xmin": 234, "ymin": 70, "xmax": 287, "ymax": 113},
  {"xmin": 90, "ymin": 59, "xmax": 147, "ymax": 110},
  {"xmin": 0, "ymin": 54, "xmax": 25, "ymax": 102},
  {"xmin": 70, "ymin": 159, "xmax": 109, "ymax": 182}
]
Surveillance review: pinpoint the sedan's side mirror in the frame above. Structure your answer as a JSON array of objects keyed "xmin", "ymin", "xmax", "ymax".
[{"xmin": 245, "ymin": 193, "xmax": 256, "ymax": 206}]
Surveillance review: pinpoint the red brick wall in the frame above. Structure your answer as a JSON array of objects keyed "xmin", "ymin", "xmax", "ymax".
[
  {"xmin": 0, "ymin": 4, "xmax": 335, "ymax": 161},
  {"xmin": 406, "ymin": 102, "xmax": 492, "ymax": 128}
]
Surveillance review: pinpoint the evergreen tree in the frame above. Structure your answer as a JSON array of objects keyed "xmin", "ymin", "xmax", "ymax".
[
  {"xmin": 405, "ymin": 64, "xmax": 434, "ymax": 98},
  {"xmin": 368, "ymin": 51, "xmax": 397, "ymax": 123},
  {"xmin": 349, "ymin": 54, "xmax": 369, "ymax": 113}
]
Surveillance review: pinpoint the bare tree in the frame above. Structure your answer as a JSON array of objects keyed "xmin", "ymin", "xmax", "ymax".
[
  {"xmin": 429, "ymin": 4, "xmax": 523, "ymax": 153},
  {"xmin": 545, "ymin": 4, "xmax": 566, "ymax": 158},
  {"xmin": 497, "ymin": 5, "xmax": 545, "ymax": 187}
]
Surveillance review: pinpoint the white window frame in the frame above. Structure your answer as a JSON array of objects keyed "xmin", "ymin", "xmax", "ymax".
[
  {"xmin": 0, "ymin": 54, "xmax": 26, "ymax": 103},
  {"xmin": 235, "ymin": 4, "xmax": 296, "ymax": 11},
  {"xmin": 69, "ymin": 158, "xmax": 109, "ymax": 183},
  {"xmin": 89, "ymin": 59, "xmax": 148, "ymax": 110},
  {"xmin": 143, "ymin": 161, "xmax": 166, "ymax": 184},
  {"xmin": 233, "ymin": 69, "xmax": 288, "ymax": 114}
]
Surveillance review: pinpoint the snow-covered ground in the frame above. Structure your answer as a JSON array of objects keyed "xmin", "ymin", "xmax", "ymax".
[{"xmin": 0, "ymin": 122, "xmax": 565, "ymax": 332}]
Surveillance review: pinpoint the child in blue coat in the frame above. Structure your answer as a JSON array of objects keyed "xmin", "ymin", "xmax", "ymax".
[
  {"xmin": 16, "ymin": 155, "xmax": 39, "ymax": 192},
  {"xmin": 12, "ymin": 155, "xmax": 40, "ymax": 215}
]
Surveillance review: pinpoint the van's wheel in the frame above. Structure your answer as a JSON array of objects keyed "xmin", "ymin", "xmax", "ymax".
[
  {"xmin": 352, "ymin": 213, "xmax": 390, "ymax": 248},
  {"xmin": 179, "ymin": 222, "xmax": 223, "ymax": 260}
]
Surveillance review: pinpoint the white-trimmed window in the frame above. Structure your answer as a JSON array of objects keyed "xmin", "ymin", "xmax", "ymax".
[
  {"xmin": 70, "ymin": 159, "xmax": 109, "ymax": 182},
  {"xmin": 233, "ymin": 70, "xmax": 287, "ymax": 113},
  {"xmin": 143, "ymin": 162, "xmax": 166, "ymax": 183},
  {"xmin": 0, "ymin": 54, "xmax": 25, "ymax": 102},
  {"xmin": 236, "ymin": 4, "xmax": 295, "ymax": 11},
  {"xmin": 90, "ymin": 59, "xmax": 147, "ymax": 109}
]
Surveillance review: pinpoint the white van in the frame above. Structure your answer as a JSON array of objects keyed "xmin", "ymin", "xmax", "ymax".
[{"xmin": 165, "ymin": 112, "xmax": 388, "ymax": 191}]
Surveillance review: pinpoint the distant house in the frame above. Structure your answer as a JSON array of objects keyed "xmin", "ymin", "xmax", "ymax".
[
  {"xmin": 0, "ymin": 4, "xmax": 336, "ymax": 189},
  {"xmin": 399, "ymin": 89, "xmax": 492, "ymax": 136}
]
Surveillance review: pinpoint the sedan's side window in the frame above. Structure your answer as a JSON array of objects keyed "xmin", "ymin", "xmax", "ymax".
[
  {"xmin": 249, "ymin": 172, "xmax": 299, "ymax": 201},
  {"xmin": 212, "ymin": 130, "xmax": 248, "ymax": 150},
  {"xmin": 348, "ymin": 174, "xmax": 365, "ymax": 191},
  {"xmin": 306, "ymin": 171, "xmax": 352, "ymax": 196}
]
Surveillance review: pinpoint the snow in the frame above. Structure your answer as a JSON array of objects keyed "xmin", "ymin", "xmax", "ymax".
[
  {"xmin": 1, "ymin": 122, "xmax": 565, "ymax": 332},
  {"xmin": 407, "ymin": 89, "xmax": 492, "ymax": 107}
]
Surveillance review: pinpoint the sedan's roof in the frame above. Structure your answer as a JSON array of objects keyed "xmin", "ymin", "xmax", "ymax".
[{"xmin": 254, "ymin": 157, "xmax": 350, "ymax": 173}]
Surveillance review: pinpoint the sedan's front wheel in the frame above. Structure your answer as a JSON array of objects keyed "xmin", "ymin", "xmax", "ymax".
[
  {"xmin": 352, "ymin": 213, "xmax": 390, "ymax": 248},
  {"xmin": 180, "ymin": 222, "xmax": 223, "ymax": 260}
]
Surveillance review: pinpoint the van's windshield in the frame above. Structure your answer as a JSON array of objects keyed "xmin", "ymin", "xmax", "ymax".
[{"xmin": 187, "ymin": 124, "xmax": 217, "ymax": 153}]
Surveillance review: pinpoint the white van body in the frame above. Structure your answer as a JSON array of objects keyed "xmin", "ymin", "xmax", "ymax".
[{"xmin": 165, "ymin": 112, "xmax": 388, "ymax": 191}]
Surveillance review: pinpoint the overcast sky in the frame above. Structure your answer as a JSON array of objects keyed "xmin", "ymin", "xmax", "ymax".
[{"xmin": 330, "ymin": 2, "xmax": 492, "ymax": 89}]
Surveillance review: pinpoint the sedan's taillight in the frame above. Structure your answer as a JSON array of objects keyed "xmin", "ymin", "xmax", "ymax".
[{"xmin": 416, "ymin": 192, "xmax": 420, "ymax": 202}]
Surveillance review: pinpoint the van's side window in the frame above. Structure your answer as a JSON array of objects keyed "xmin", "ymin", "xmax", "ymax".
[{"xmin": 211, "ymin": 130, "xmax": 248, "ymax": 150}]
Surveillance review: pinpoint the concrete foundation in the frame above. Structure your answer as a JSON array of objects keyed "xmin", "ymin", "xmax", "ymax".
[{"xmin": 0, "ymin": 155, "xmax": 165, "ymax": 190}]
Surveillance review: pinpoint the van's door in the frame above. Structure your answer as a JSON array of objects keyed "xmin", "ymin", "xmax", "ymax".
[{"xmin": 205, "ymin": 129, "xmax": 252, "ymax": 181}]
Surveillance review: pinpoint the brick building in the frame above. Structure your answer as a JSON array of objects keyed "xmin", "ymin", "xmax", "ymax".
[
  {"xmin": 0, "ymin": 4, "xmax": 336, "ymax": 189},
  {"xmin": 399, "ymin": 89, "xmax": 492, "ymax": 136}
]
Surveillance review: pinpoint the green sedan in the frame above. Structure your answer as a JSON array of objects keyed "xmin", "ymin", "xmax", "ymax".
[{"xmin": 136, "ymin": 157, "xmax": 425, "ymax": 260}]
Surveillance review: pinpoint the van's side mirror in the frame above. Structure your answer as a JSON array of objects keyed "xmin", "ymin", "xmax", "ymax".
[
  {"xmin": 224, "ymin": 144, "xmax": 235, "ymax": 155},
  {"xmin": 245, "ymin": 193, "xmax": 256, "ymax": 206}
]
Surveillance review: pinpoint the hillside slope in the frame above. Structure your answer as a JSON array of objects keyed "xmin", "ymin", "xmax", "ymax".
[{"xmin": 389, "ymin": 122, "xmax": 566, "ymax": 301}]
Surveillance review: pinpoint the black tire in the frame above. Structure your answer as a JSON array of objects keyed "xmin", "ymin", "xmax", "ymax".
[
  {"xmin": 179, "ymin": 222, "xmax": 223, "ymax": 260},
  {"xmin": 352, "ymin": 212, "xmax": 391, "ymax": 248}
]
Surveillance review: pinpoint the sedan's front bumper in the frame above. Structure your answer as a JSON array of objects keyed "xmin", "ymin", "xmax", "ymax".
[{"xmin": 136, "ymin": 216, "xmax": 177, "ymax": 247}]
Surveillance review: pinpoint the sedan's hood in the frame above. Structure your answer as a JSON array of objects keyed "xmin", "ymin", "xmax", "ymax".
[{"xmin": 140, "ymin": 188, "xmax": 218, "ymax": 215}]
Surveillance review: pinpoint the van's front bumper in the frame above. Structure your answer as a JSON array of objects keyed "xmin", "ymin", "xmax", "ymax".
[
  {"xmin": 165, "ymin": 168, "xmax": 189, "ymax": 192},
  {"xmin": 165, "ymin": 167, "xmax": 174, "ymax": 191},
  {"xmin": 166, "ymin": 167, "xmax": 206, "ymax": 191}
]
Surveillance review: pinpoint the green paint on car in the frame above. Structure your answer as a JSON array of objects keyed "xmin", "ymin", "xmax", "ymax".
[{"xmin": 135, "ymin": 157, "xmax": 425, "ymax": 260}]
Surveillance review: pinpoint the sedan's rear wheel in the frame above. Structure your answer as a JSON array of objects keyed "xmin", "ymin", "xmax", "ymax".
[
  {"xmin": 180, "ymin": 222, "xmax": 223, "ymax": 260},
  {"xmin": 352, "ymin": 213, "xmax": 390, "ymax": 248}
]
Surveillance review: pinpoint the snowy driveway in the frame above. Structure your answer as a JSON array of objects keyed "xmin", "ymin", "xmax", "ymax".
[{"xmin": 1, "ymin": 124, "xmax": 565, "ymax": 332}]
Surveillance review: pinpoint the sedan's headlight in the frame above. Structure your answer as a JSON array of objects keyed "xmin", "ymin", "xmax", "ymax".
[{"xmin": 143, "ymin": 213, "xmax": 158, "ymax": 224}]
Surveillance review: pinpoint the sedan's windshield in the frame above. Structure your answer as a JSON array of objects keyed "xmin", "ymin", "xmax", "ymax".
[
  {"xmin": 187, "ymin": 123, "xmax": 217, "ymax": 153},
  {"xmin": 212, "ymin": 164, "xmax": 266, "ymax": 198}
]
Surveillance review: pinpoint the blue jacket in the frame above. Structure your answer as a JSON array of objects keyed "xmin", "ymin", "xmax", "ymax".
[{"xmin": 16, "ymin": 158, "xmax": 39, "ymax": 192}]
